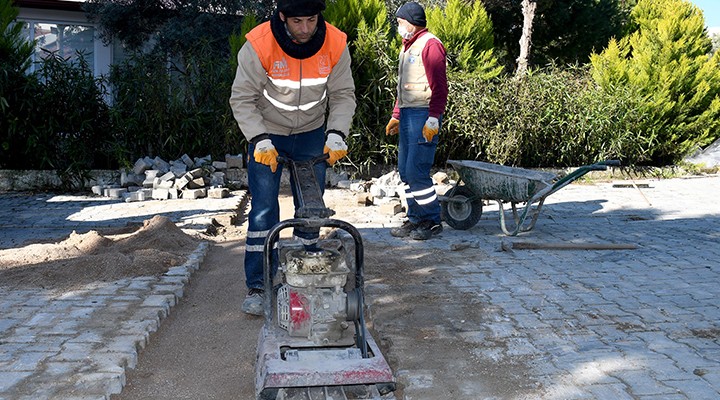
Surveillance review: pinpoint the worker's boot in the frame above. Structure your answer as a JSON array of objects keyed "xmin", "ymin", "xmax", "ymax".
[
  {"xmin": 390, "ymin": 220, "xmax": 416, "ymax": 237},
  {"xmin": 410, "ymin": 221, "xmax": 443, "ymax": 240}
]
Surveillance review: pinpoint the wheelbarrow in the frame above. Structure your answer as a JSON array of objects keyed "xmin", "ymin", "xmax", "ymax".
[{"xmin": 439, "ymin": 160, "xmax": 620, "ymax": 236}]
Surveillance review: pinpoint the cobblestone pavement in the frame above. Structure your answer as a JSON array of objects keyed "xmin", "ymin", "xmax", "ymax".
[
  {"xmin": 0, "ymin": 192, "xmax": 244, "ymax": 400},
  {"xmin": 355, "ymin": 176, "xmax": 720, "ymax": 399},
  {"xmin": 0, "ymin": 192, "xmax": 244, "ymax": 251},
  {"xmin": 1, "ymin": 175, "xmax": 720, "ymax": 399}
]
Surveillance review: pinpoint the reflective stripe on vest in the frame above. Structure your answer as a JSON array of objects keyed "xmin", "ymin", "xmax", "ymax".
[{"xmin": 247, "ymin": 23, "xmax": 347, "ymax": 114}]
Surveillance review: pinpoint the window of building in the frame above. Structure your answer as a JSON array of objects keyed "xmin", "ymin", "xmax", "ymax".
[
  {"xmin": 21, "ymin": 20, "xmax": 96, "ymax": 73},
  {"xmin": 17, "ymin": 6, "xmax": 116, "ymax": 78},
  {"xmin": 37, "ymin": 22, "xmax": 95, "ymax": 66}
]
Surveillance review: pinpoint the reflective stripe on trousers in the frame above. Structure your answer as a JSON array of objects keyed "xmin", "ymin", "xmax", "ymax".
[{"xmin": 397, "ymin": 107, "xmax": 442, "ymax": 225}]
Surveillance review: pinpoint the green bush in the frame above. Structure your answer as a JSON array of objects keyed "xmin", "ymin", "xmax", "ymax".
[
  {"xmin": 1, "ymin": 0, "xmax": 38, "ymax": 168},
  {"xmin": 426, "ymin": 0, "xmax": 502, "ymax": 78},
  {"xmin": 325, "ymin": 0, "xmax": 400, "ymax": 170},
  {"xmin": 33, "ymin": 51, "xmax": 113, "ymax": 188},
  {"xmin": 2, "ymin": 51, "xmax": 113, "ymax": 188},
  {"xmin": 108, "ymin": 42, "xmax": 242, "ymax": 166},
  {"xmin": 590, "ymin": 0, "xmax": 720, "ymax": 165},
  {"xmin": 229, "ymin": 14, "xmax": 259, "ymax": 71},
  {"xmin": 2, "ymin": 0, "xmax": 113, "ymax": 189},
  {"xmin": 1, "ymin": 0, "xmax": 113, "ymax": 189},
  {"xmin": 441, "ymin": 66, "xmax": 654, "ymax": 167}
]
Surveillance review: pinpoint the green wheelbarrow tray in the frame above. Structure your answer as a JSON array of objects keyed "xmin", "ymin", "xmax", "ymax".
[{"xmin": 440, "ymin": 160, "xmax": 620, "ymax": 236}]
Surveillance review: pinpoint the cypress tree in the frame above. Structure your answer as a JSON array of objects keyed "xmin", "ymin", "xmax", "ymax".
[
  {"xmin": 426, "ymin": 0, "xmax": 502, "ymax": 79},
  {"xmin": 590, "ymin": 0, "xmax": 720, "ymax": 164}
]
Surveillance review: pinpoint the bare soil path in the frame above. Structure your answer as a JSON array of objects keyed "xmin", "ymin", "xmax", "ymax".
[{"xmin": 111, "ymin": 239, "xmax": 261, "ymax": 399}]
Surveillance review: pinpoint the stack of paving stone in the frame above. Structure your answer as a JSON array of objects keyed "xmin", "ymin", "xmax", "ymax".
[
  {"xmin": 338, "ymin": 170, "xmax": 454, "ymax": 216},
  {"xmin": 90, "ymin": 154, "xmax": 455, "ymax": 210},
  {"xmin": 91, "ymin": 154, "xmax": 246, "ymax": 202}
]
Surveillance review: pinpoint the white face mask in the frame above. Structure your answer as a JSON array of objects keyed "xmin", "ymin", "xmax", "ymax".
[{"xmin": 398, "ymin": 24, "xmax": 414, "ymax": 40}]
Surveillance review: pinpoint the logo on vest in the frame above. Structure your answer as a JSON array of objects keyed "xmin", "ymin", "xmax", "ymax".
[
  {"xmin": 318, "ymin": 55, "xmax": 331, "ymax": 75},
  {"xmin": 271, "ymin": 57, "xmax": 290, "ymax": 78}
]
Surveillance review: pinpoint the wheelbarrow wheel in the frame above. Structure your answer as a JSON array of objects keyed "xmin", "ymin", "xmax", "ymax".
[{"xmin": 441, "ymin": 185, "xmax": 482, "ymax": 230}]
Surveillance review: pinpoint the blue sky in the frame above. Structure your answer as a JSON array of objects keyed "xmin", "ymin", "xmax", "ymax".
[{"xmin": 690, "ymin": 0, "xmax": 720, "ymax": 28}]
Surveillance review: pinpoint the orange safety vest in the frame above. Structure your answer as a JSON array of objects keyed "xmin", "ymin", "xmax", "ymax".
[{"xmin": 246, "ymin": 22, "xmax": 347, "ymax": 117}]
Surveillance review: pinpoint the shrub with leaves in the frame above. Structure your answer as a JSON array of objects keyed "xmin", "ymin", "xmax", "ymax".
[
  {"xmin": 0, "ymin": 0, "xmax": 33, "ymax": 102},
  {"xmin": 441, "ymin": 66, "xmax": 653, "ymax": 167},
  {"xmin": 0, "ymin": 0, "xmax": 38, "ymax": 168},
  {"xmin": 324, "ymin": 0, "xmax": 387, "ymax": 44},
  {"xmin": 229, "ymin": 14, "xmax": 259, "ymax": 71},
  {"xmin": 324, "ymin": 0, "xmax": 400, "ymax": 169},
  {"xmin": 1, "ymin": 0, "xmax": 112, "ymax": 187},
  {"xmin": 108, "ymin": 43, "xmax": 242, "ymax": 166},
  {"xmin": 590, "ymin": 0, "xmax": 720, "ymax": 164},
  {"xmin": 33, "ymin": 52, "xmax": 113, "ymax": 188},
  {"xmin": 84, "ymin": 0, "xmax": 249, "ymax": 54},
  {"xmin": 425, "ymin": 0, "xmax": 502, "ymax": 79}
]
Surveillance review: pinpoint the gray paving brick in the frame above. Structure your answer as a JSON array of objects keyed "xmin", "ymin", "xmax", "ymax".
[
  {"xmin": 615, "ymin": 370, "xmax": 677, "ymax": 396},
  {"xmin": 485, "ymin": 321, "xmax": 516, "ymax": 339},
  {"xmin": 569, "ymin": 361, "xmax": 626, "ymax": 385},
  {"xmin": 152, "ymin": 283, "xmax": 185, "ymax": 298},
  {"xmin": 505, "ymin": 337, "xmax": 540, "ymax": 356},
  {"xmin": 670, "ymin": 351, "xmax": 719, "ymax": 373},
  {"xmin": 540, "ymin": 377, "xmax": 596, "ymax": 399},
  {"xmin": 663, "ymin": 377, "xmax": 720, "ymax": 400},
  {"xmin": 649, "ymin": 359, "xmax": 695, "ymax": 382},
  {"xmin": 588, "ymin": 383, "xmax": 635, "ymax": 400},
  {"xmin": 0, "ymin": 371, "xmax": 34, "ymax": 391},
  {"xmin": 72, "ymin": 371, "xmax": 125, "ymax": 395},
  {"xmin": 512, "ymin": 312, "xmax": 552, "ymax": 330},
  {"xmin": 32, "ymin": 331, "xmax": 76, "ymax": 350},
  {"xmin": 7, "ymin": 351, "xmax": 56, "ymax": 371},
  {"xmin": 126, "ymin": 279, "xmax": 154, "ymax": 291},
  {"xmin": 42, "ymin": 360, "xmax": 86, "ymax": 377},
  {"xmin": 140, "ymin": 294, "xmax": 176, "ymax": 309}
]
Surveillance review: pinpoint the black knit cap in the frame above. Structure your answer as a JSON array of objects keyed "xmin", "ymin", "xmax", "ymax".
[
  {"xmin": 396, "ymin": 2, "xmax": 426, "ymax": 27},
  {"xmin": 277, "ymin": 0, "xmax": 326, "ymax": 17}
]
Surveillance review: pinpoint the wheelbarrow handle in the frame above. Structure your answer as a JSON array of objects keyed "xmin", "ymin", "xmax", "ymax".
[
  {"xmin": 585, "ymin": 160, "xmax": 621, "ymax": 172},
  {"xmin": 597, "ymin": 160, "xmax": 621, "ymax": 167},
  {"xmin": 543, "ymin": 159, "xmax": 622, "ymax": 198}
]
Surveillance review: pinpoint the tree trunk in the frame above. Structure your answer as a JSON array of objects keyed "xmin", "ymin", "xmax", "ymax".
[{"xmin": 515, "ymin": 0, "xmax": 537, "ymax": 78}]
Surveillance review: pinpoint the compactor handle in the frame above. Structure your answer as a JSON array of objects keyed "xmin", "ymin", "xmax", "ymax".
[
  {"xmin": 276, "ymin": 153, "xmax": 330, "ymax": 166},
  {"xmin": 276, "ymin": 153, "xmax": 334, "ymax": 219}
]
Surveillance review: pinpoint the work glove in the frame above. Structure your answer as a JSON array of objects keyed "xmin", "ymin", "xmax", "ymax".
[
  {"xmin": 253, "ymin": 138, "xmax": 279, "ymax": 173},
  {"xmin": 324, "ymin": 131, "xmax": 348, "ymax": 166},
  {"xmin": 385, "ymin": 118, "xmax": 399, "ymax": 136},
  {"xmin": 422, "ymin": 117, "xmax": 439, "ymax": 142}
]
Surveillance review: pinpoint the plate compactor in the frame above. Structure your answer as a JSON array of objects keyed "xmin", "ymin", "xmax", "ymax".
[{"xmin": 255, "ymin": 156, "xmax": 396, "ymax": 399}]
